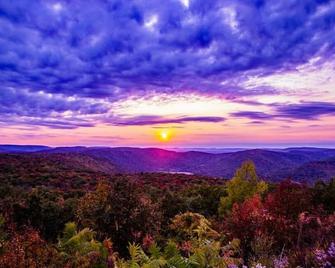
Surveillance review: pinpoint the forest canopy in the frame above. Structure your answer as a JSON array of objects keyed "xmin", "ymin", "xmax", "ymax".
[{"xmin": 0, "ymin": 160, "xmax": 335, "ymax": 267}]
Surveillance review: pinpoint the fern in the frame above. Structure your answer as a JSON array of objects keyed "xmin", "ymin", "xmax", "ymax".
[
  {"xmin": 148, "ymin": 243, "xmax": 162, "ymax": 259},
  {"xmin": 164, "ymin": 241, "xmax": 180, "ymax": 259},
  {"xmin": 167, "ymin": 255, "xmax": 196, "ymax": 268},
  {"xmin": 128, "ymin": 243, "xmax": 145, "ymax": 264}
]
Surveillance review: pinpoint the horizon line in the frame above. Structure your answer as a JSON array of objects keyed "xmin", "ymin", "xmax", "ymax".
[{"xmin": 1, "ymin": 144, "xmax": 335, "ymax": 150}]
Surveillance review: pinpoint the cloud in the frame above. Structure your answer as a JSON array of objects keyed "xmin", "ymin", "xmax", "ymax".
[
  {"xmin": 231, "ymin": 111, "xmax": 274, "ymax": 120},
  {"xmin": 0, "ymin": 87, "xmax": 109, "ymax": 116},
  {"xmin": 247, "ymin": 120, "xmax": 266, "ymax": 125},
  {"xmin": 0, "ymin": 0, "xmax": 335, "ymax": 128},
  {"xmin": 0, "ymin": 87, "xmax": 110, "ymax": 128},
  {"xmin": 112, "ymin": 115, "xmax": 226, "ymax": 126},
  {"xmin": 0, "ymin": 116, "xmax": 95, "ymax": 129},
  {"xmin": 275, "ymin": 101, "xmax": 335, "ymax": 120},
  {"xmin": 231, "ymin": 101, "xmax": 335, "ymax": 122},
  {"xmin": 1, "ymin": 0, "xmax": 335, "ymax": 97}
]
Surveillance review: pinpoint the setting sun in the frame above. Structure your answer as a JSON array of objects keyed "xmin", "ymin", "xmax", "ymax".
[{"xmin": 158, "ymin": 129, "xmax": 171, "ymax": 142}]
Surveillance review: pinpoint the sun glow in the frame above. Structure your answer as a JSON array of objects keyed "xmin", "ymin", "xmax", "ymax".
[{"xmin": 158, "ymin": 129, "xmax": 171, "ymax": 142}]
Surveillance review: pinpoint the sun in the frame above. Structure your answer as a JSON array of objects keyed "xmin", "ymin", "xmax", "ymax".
[
  {"xmin": 161, "ymin": 131, "xmax": 168, "ymax": 140},
  {"xmin": 158, "ymin": 129, "xmax": 171, "ymax": 142}
]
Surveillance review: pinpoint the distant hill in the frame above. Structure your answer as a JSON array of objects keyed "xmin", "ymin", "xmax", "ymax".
[
  {"xmin": 0, "ymin": 144, "xmax": 51, "ymax": 152},
  {"xmin": 0, "ymin": 152, "xmax": 117, "ymax": 190},
  {"xmin": 45, "ymin": 146, "xmax": 335, "ymax": 182},
  {"xmin": 0, "ymin": 152, "xmax": 223, "ymax": 190},
  {"xmin": 291, "ymin": 157, "xmax": 335, "ymax": 182},
  {"xmin": 1, "ymin": 146, "xmax": 335, "ymax": 183},
  {"xmin": 169, "ymin": 148, "xmax": 247, "ymax": 153},
  {"xmin": 0, "ymin": 152, "xmax": 116, "ymax": 174}
]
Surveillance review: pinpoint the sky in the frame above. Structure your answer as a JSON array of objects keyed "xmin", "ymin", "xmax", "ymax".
[{"xmin": 0, "ymin": 0, "xmax": 335, "ymax": 148}]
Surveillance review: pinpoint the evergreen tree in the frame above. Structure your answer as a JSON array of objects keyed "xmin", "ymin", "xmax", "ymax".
[{"xmin": 219, "ymin": 161, "xmax": 268, "ymax": 216}]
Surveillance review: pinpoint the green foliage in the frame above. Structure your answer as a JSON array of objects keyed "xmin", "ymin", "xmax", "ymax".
[
  {"xmin": 170, "ymin": 212, "xmax": 219, "ymax": 241},
  {"xmin": 118, "ymin": 213, "xmax": 242, "ymax": 268},
  {"xmin": 180, "ymin": 184, "xmax": 227, "ymax": 216},
  {"xmin": 219, "ymin": 161, "xmax": 268, "ymax": 216},
  {"xmin": 118, "ymin": 240, "xmax": 231, "ymax": 268},
  {"xmin": 58, "ymin": 222, "xmax": 109, "ymax": 267}
]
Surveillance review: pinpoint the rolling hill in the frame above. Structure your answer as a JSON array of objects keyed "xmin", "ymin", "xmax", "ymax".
[
  {"xmin": 1, "ymin": 145, "xmax": 335, "ymax": 183},
  {"xmin": 0, "ymin": 144, "xmax": 51, "ymax": 152}
]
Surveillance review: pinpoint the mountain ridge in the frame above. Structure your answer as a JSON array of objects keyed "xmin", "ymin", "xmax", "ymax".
[{"xmin": 1, "ymin": 145, "xmax": 335, "ymax": 182}]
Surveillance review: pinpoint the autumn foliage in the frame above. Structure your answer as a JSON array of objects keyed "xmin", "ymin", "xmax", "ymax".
[{"xmin": 0, "ymin": 160, "xmax": 335, "ymax": 267}]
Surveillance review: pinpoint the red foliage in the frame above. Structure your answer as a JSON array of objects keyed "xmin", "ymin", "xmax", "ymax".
[
  {"xmin": 229, "ymin": 195, "xmax": 269, "ymax": 248},
  {"xmin": 0, "ymin": 227, "xmax": 61, "ymax": 268},
  {"xmin": 264, "ymin": 180, "xmax": 313, "ymax": 220},
  {"xmin": 142, "ymin": 234, "xmax": 155, "ymax": 250},
  {"xmin": 225, "ymin": 180, "xmax": 335, "ymax": 258}
]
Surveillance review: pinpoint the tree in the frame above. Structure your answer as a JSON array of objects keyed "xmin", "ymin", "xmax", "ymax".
[
  {"xmin": 219, "ymin": 161, "xmax": 268, "ymax": 216},
  {"xmin": 12, "ymin": 187, "xmax": 76, "ymax": 241},
  {"xmin": 180, "ymin": 184, "xmax": 227, "ymax": 217},
  {"xmin": 76, "ymin": 180, "xmax": 162, "ymax": 256},
  {"xmin": 265, "ymin": 179, "xmax": 312, "ymax": 221},
  {"xmin": 313, "ymin": 178, "xmax": 335, "ymax": 213},
  {"xmin": 228, "ymin": 195, "xmax": 271, "ymax": 262},
  {"xmin": 0, "ymin": 227, "xmax": 62, "ymax": 267},
  {"xmin": 0, "ymin": 215, "xmax": 6, "ymax": 255}
]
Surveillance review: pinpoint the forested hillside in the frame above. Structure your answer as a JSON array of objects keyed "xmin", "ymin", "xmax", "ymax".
[
  {"xmin": 0, "ymin": 159, "xmax": 334, "ymax": 267},
  {"xmin": 2, "ymin": 146, "xmax": 335, "ymax": 182}
]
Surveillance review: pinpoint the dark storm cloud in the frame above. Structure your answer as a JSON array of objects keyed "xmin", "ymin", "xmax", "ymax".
[{"xmin": 0, "ymin": 0, "xmax": 335, "ymax": 127}]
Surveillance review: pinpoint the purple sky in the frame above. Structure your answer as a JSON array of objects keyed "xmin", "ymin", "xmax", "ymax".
[{"xmin": 0, "ymin": 0, "xmax": 335, "ymax": 147}]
